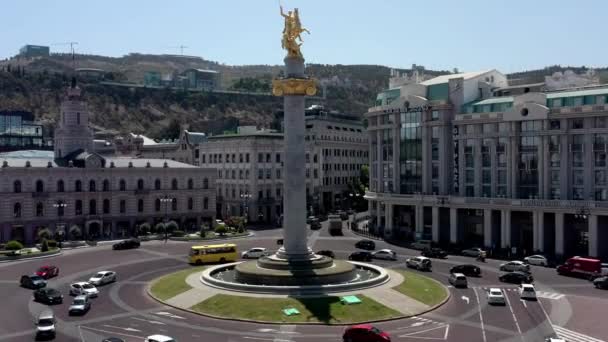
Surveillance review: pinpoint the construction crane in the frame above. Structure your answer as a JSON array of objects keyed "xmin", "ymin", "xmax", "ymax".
[
  {"xmin": 169, "ymin": 45, "xmax": 188, "ymax": 56},
  {"xmin": 52, "ymin": 42, "xmax": 79, "ymax": 69}
]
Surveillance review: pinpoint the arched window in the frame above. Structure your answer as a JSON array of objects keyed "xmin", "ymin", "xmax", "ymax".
[
  {"xmin": 172, "ymin": 198, "xmax": 177, "ymax": 211},
  {"xmin": 75, "ymin": 180, "xmax": 82, "ymax": 192},
  {"xmin": 36, "ymin": 202, "xmax": 44, "ymax": 217},
  {"xmin": 188, "ymin": 197, "xmax": 193, "ymax": 210},
  {"xmin": 203, "ymin": 197, "xmax": 209, "ymax": 210},
  {"xmin": 138, "ymin": 199, "xmax": 144, "ymax": 212},
  {"xmin": 14, "ymin": 203, "xmax": 21, "ymax": 218},
  {"xmin": 103, "ymin": 199, "xmax": 110, "ymax": 214},
  {"xmin": 137, "ymin": 179, "xmax": 144, "ymax": 190},
  {"xmin": 155, "ymin": 198, "xmax": 161, "ymax": 212},
  {"xmin": 36, "ymin": 180, "xmax": 44, "ymax": 193},
  {"xmin": 57, "ymin": 180, "xmax": 65, "ymax": 192},
  {"xmin": 13, "ymin": 180, "xmax": 21, "ymax": 193},
  {"xmin": 171, "ymin": 178, "xmax": 178, "ymax": 190},
  {"xmin": 89, "ymin": 200, "xmax": 97, "ymax": 215},
  {"xmin": 102, "ymin": 179, "xmax": 110, "ymax": 192},
  {"xmin": 75, "ymin": 200, "xmax": 83, "ymax": 215},
  {"xmin": 119, "ymin": 179, "xmax": 126, "ymax": 191},
  {"xmin": 203, "ymin": 178, "xmax": 209, "ymax": 189},
  {"xmin": 188, "ymin": 178, "xmax": 193, "ymax": 190},
  {"xmin": 155, "ymin": 179, "xmax": 161, "ymax": 190},
  {"xmin": 89, "ymin": 180, "xmax": 96, "ymax": 192}
]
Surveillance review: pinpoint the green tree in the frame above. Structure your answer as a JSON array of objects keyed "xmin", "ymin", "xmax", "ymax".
[
  {"xmin": 40, "ymin": 238, "xmax": 49, "ymax": 252},
  {"xmin": 215, "ymin": 224, "xmax": 227, "ymax": 236},
  {"xmin": 166, "ymin": 220, "xmax": 179, "ymax": 233},
  {"xmin": 69, "ymin": 225, "xmax": 82, "ymax": 240},
  {"xmin": 37, "ymin": 228, "xmax": 52, "ymax": 241},
  {"xmin": 5, "ymin": 240, "xmax": 24, "ymax": 251},
  {"xmin": 138, "ymin": 222, "xmax": 151, "ymax": 235},
  {"xmin": 154, "ymin": 222, "xmax": 165, "ymax": 235}
]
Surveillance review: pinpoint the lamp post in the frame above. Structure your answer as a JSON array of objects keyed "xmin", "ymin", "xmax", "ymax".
[
  {"xmin": 159, "ymin": 196, "xmax": 174, "ymax": 241},
  {"xmin": 240, "ymin": 192, "xmax": 252, "ymax": 223},
  {"xmin": 53, "ymin": 201, "xmax": 68, "ymax": 242}
]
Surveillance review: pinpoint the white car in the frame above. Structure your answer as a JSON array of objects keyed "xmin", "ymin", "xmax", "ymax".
[
  {"xmin": 372, "ymin": 249, "xmax": 397, "ymax": 260},
  {"xmin": 406, "ymin": 256, "xmax": 432, "ymax": 270},
  {"xmin": 524, "ymin": 255, "xmax": 548, "ymax": 267},
  {"xmin": 69, "ymin": 282, "xmax": 99, "ymax": 298},
  {"xmin": 519, "ymin": 284, "xmax": 537, "ymax": 300},
  {"xmin": 487, "ymin": 288, "xmax": 506, "ymax": 305},
  {"xmin": 499, "ymin": 260, "xmax": 530, "ymax": 272},
  {"xmin": 145, "ymin": 334, "xmax": 176, "ymax": 342},
  {"xmin": 88, "ymin": 271, "xmax": 117, "ymax": 286},
  {"xmin": 241, "ymin": 247, "xmax": 269, "ymax": 259}
]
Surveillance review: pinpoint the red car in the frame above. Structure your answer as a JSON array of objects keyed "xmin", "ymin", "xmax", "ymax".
[
  {"xmin": 36, "ymin": 266, "xmax": 59, "ymax": 279},
  {"xmin": 343, "ymin": 324, "xmax": 390, "ymax": 342}
]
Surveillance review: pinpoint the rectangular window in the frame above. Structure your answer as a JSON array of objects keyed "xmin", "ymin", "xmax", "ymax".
[
  {"xmin": 550, "ymin": 170, "xmax": 560, "ymax": 185},
  {"xmin": 571, "ymin": 119, "xmax": 584, "ymax": 129},
  {"xmin": 550, "ymin": 152, "xmax": 560, "ymax": 167},
  {"xmin": 595, "ymin": 170, "xmax": 606, "ymax": 185},
  {"xmin": 573, "ymin": 170, "xmax": 584, "ymax": 185},
  {"xmin": 258, "ymin": 169, "xmax": 263, "ymax": 179},
  {"xmin": 431, "ymin": 111, "xmax": 439, "ymax": 121},
  {"xmin": 596, "ymin": 189, "xmax": 608, "ymax": 201},
  {"xmin": 276, "ymin": 169, "xmax": 281, "ymax": 179},
  {"xmin": 276, "ymin": 153, "xmax": 281, "ymax": 163},
  {"xmin": 498, "ymin": 122, "xmax": 509, "ymax": 132},
  {"xmin": 550, "ymin": 187, "xmax": 561, "ymax": 200},
  {"xmin": 266, "ymin": 153, "xmax": 271, "ymax": 163},
  {"xmin": 482, "ymin": 186, "xmax": 491, "ymax": 197},
  {"xmin": 596, "ymin": 116, "xmax": 607, "ymax": 129},
  {"xmin": 482, "ymin": 169, "xmax": 491, "ymax": 183},
  {"xmin": 246, "ymin": 153, "xmax": 250, "ymax": 163},
  {"xmin": 258, "ymin": 153, "xmax": 263, "ymax": 163},
  {"xmin": 549, "ymin": 120, "xmax": 561, "ymax": 130},
  {"xmin": 482, "ymin": 123, "xmax": 496, "ymax": 134},
  {"xmin": 266, "ymin": 169, "xmax": 271, "ymax": 179},
  {"xmin": 465, "ymin": 186, "xmax": 475, "ymax": 197},
  {"xmin": 497, "ymin": 170, "xmax": 507, "ymax": 184},
  {"xmin": 573, "ymin": 188, "xmax": 584, "ymax": 200},
  {"xmin": 595, "ymin": 152, "xmax": 607, "ymax": 167},
  {"xmin": 465, "ymin": 170, "xmax": 475, "ymax": 183},
  {"xmin": 465, "ymin": 125, "xmax": 475, "ymax": 135},
  {"xmin": 497, "ymin": 153, "xmax": 507, "ymax": 168}
]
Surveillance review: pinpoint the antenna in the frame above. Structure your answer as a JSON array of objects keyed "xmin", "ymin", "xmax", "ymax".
[
  {"xmin": 169, "ymin": 45, "xmax": 189, "ymax": 56},
  {"xmin": 52, "ymin": 42, "xmax": 79, "ymax": 69}
]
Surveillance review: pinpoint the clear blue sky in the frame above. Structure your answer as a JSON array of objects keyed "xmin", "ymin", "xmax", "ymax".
[{"xmin": 3, "ymin": 0, "xmax": 606, "ymax": 73}]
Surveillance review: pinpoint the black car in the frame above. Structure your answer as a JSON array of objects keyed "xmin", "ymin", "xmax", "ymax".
[
  {"xmin": 499, "ymin": 271, "xmax": 534, "ymax": 284},
  {"xmin": 593, "ymin": 276, "xmax": 608, "ymax": 289},
  {"xmin": 355, "ymin": 240, "xmax": 376, "ymax": 250},
  {"xmin": 421, "ymin": 248, "xmax": 447, "ymax": 259},
  {"xmin": 316, "ymin": 250, "xmax": 335, "ymax": 258},
  {"xmin": 450, "ymin": 264, "xmax": 482, "ymax": 277},
  {"xmin": 349, "ymin": 251, "xmax": 373, "ymax": 262},
  {"xmin": 33, "ymin": 288, "xmax": 63, "ymax": 305},
  {"xmin": 112, "ymin": 238, "xmax": 140, "ymax": 250},
  {"xmin": 20, "ymin": 275, "xmax": 47, "ymax": 289},
  {"xmin": 310, "ymin": 220, "xmax": 322, "ymax": 230}
]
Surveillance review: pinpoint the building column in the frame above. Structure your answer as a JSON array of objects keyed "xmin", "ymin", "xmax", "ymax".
[
  {"xmin": 111, "ymin": 221, "xmax": 117, "ymax": 239},
  {"xmin": 415, "ymin": 204, "xmax": 424, "ymax": 237},
  {"xmin": 501, "ymin": 209, "xmax": 511, "ymax": 248},
  {"xmin": 588, "ymin": 214, "xmax": 598, "ymax": 258},
  {"xmin": 449, "ymin": 207, "xmax": 458, "ymax": 244},
  {"xmin": 532, "ymin": 211, "xmax": 540, "ymax": 253},
  {"xmin": 385, "ymin": 203, "xmax": 393, "ymax": 237},
  {"xmin": 555, "ymin": 212, "xmax": 564, "ymax": 257},
  {"xmin": 483, "ymin": 209, "xmax": 492, "ymax": 249},
  {"xmin": 537, "ymin": 211, "xmax": 544, "ymax": 252},
  {"xmin": 431, "ymin": 206, "xmax": 440, "ymax": 243}
]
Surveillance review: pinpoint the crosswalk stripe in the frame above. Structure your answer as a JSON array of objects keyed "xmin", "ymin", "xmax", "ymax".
[{"xmin": 553, "ymin": 325, "xmax": 606, "ymax": 342}]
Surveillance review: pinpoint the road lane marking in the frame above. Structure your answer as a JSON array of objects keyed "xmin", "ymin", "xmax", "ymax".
[
  {"xmin": 131, "ymin": 316, "xmax": 166, "ymax": 325},
  {"xmin": 504, "ymin": 292, "xmax": 524, "ymax": 342},
  {"xmin": 102, "ymin": 324, "xmax": 141, "ymax": 332},
  {"xmin": 398, "ymin": 324, "xmax": 449, "ymax": 339},
  {"xmin": 461, "ymin": 295, "xmax": 470, "ymax": 304},
  {"xmin": 473, "ymin": 288, "xmax": 487, "ymax": 342},
  {"xmin": 155, "ymin": 311, "xmax": 186, "ymax": 319},
  {"xmin": 520, "ymin": 299, "xmax": 527, "ymax": 308},
  {"xmin": 553, "ymin": 325, "xmax": 606, "ymax": 342},
  {"xmin": 81, "ymin": 325, "xmax": 145, "ymax": 339},
  {"xmin": 536, "ymin": 291, "xmax": 565, "ymax": 300}
]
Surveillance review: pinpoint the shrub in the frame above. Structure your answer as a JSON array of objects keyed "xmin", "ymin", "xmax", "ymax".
[
  {"xmin": 214, "ymin": 225, "xmax": 227, "ymax": 236},
  {"xmin": 5, "ymin": 240, "xmax": 24, "ymax": 251},
  {"xmin": 46, "ymin": 240, "xmax": 58, "ymax": 248},
  {"xmin": 139, "ymin": 222, "xmax": 151, "ymax": 235},
  {"xmin": 40, "ymin": 238, "xmax": 49, "ymax": 252},
  {"xmin": 171, "ymin": 230, "xmax": 185, "ymax": 237},
  {"xmin": 166, "ymin": 220, "xmax": 178, "ymax": 233},
  {"xmin": 199, "ymin": 229, "xmax": 207, "ymax": 238},
  {"xmin": 69, "ymin": 225, "xmax": 82, "ymax": 240},
  {"xmin": 37, "ymin": 228, "xmax": 52, "ymax": 241},
  {"xmin": 154, "ymin": 222, "xmax": 165, "ymax": 234}
]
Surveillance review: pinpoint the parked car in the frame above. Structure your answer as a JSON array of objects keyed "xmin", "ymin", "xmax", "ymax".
[
  {"xmin": 241, "ymin": 247, "xmax": 270, "ymax": 259},
  {"xmin": 342, "ymin": 324, "xmax": 391, "ymax": 342},
  {"xmin": 112, "ymin": 238, "xmax": 140, "ymax": 250},
  {"xmin": 557, "ymin": 256, "xmax": 602, "ymax": 280},
  {"xmin": 69, "ymin": 282, "xmax": 99, "ymax": 297},
  {"xmin": 499, "ymin": 271, "xmax": 534, "ymax": 284},
  {"xmin": 406, "ymin": 256, "xmax": 432, "ymax": 271},
  {"xmin": 461, "ymin": 247, "xmax": 484, "ymax": 257},
  {"xmin": 486, "ymin": 288, "xmax": 506, "ymax": 305},
  {"xmin": 593, "ymin": 276, "xmax": 608, "ymax": 289},
  {"xmin": 33, "ymin": 288, "xmax": 63, "ymax": 305},
  {"xmin": 310, "ymin": 219, "xmax": 322, "ymax": 230},
  {"xmin": 69, "ymin": 295, "xmax": 91, "ymax": 315},
  {"xmin": 306, "ymin": 216, "xmax": 316, "ymax": 224},
  {"xmin": 524, "ymin": 255, "xmax": 548, "ymax": 266},
  {"xmin": 20, "ymin": 275, "xmax": 47, "ymax": 289},
  {"xmin": 145, "ymin": 335, "xmax": 176, "ymax": 342},
  {"xmin": 316, "ymin": 250, "xmax": 335, "ymax": 258},
  {"xmin": 410, "ymin": 240, "xmax": 433, "ymax": 251},
  {"xmin": 499, "ymin": 261, "xmax": 530, "ymax": 272},
  {"xmin": 421, "ymin": 248, "xmax": 447, "ymax": 259},
  {"xmin": 519, "ymin": 284, "xmax": 537, "ymax": 300},
  {"xmin": 355, "ymin": 240, "xmax": 376, "ymax": 250},
  {"xmin": 448, "ymin": 273, "xmax": 468, "ymax": 288},
  {"xmin": 35, "ymin": 309, "xmax": 56, "ymax": 340},
  {"xmin": 88, "ymin": 271, "xmax": 117, "ymax": 286},
  {"xmin": 349, "ymin": 251, "xmax": 373, "ymax": 262},
  {"xmin": 450, "ymin": 264, "xmax": 481, "ymax": 277},
  {"xmin": 372, "ymin": 249, "xmax": 397, "ymax": 260},
  {"xmin": 36, "ymin": 266, "xmax": 59, "ymax": 280}
]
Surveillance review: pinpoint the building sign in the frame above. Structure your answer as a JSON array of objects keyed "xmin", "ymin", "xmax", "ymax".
[{"xmin": 452, "ymin": 126, "xmax": 459, "ymax": 194}]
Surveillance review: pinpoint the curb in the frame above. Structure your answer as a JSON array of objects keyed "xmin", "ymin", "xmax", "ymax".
[{"xmin": 0, "ymin": 250, "xmax": 62, "ymax": 263}]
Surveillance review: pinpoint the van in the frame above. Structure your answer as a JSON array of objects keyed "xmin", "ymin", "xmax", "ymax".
[
  {"xmin": 328, "ymin": 215, "xmax": 343, "ymax": 236},
  {"xmin": 557, "ymin": 256, "xmax": 602, "ymax": 280},
  {"xmin": 448, "ymin": 273, "xmax": 468, "ymax": 288},
  {"xmin": 35, "ymin": 310, "xmax": 56, "ymax": 339}
]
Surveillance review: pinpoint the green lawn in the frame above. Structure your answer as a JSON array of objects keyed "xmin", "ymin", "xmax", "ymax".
[
  {"xmin": 150, "ymin": 266, "xmax": 205, "ymax": 301},
  {"xmin": 190, "ymin": 294, "xmax": 401, "ymax": 324},
  {"xmin": 392, "ymin": 270, "xmax": 448, "ymax": 306}
]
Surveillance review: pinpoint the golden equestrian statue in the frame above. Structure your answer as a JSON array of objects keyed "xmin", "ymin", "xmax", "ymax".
[{"xmin": 280, "ymin": 5, "xmax": 310, "ymax": 58}]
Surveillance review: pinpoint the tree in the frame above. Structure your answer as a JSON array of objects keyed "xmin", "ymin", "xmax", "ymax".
[
  {"xmin": 161, "ymin": 119, "xmax": 181, "ymax": 140},
  {"xmin": 215, "ymin": 224, "xmax": 227, "ymax": 236},
  {"xmin": 138, "ymin": 222, "xmax": 151, "ymax": 235},
  {"xmin": 40, "ymin": 238, "xmax": 49, "ymax": 252},
  {"xmin": 165, "ymin": 220, "xmax": 178, "ymax": 233},
  {"xmin": 154, "ymin": 222, "xmax": 165, "ymax": 235},
  {"xmin": 69, "ymin": 225, "xmax": 82, "ymax": 240},
  {"xmin": 359, "ymin": 165, "xmax": 369, "ymax": 190},
  {"xmin": 37, "ymin": 228, "xmax": 52, "ymax": 241}
]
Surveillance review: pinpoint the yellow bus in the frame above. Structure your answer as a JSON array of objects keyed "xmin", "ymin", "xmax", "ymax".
[{"xmin": 188, "ymin": 243, "xmax": 238, "ymax": 265}]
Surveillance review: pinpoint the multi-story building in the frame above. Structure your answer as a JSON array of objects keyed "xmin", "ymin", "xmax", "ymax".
[
  {"xmin": 0, "ymin": 111, "xmax": 49, "ymax": 152},
  {"xmin": 0, "ymin": 81, "xmax": 216, "ymax": 244},
  {"xmin": 366, "ymin": 69, "xmax": 608, "ymax": 260}
]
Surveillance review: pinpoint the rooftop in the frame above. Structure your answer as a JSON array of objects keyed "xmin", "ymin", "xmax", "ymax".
[{"xmin": 421, "ymin": 70, "xmax": 493, "ymax": 86}]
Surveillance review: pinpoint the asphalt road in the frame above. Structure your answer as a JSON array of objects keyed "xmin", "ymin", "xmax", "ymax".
[{"xmin": 0, "ymin": 221, "xmax": 606, "ymax": 342}]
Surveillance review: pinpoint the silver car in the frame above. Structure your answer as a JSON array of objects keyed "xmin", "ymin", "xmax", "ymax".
[
  {"xmin": 499, "ymin": 261, "xmax": 530, "ymax": 272},
  {"xmin": 448, "ymin": 273, "xmax": 468, "ymax": 288},
  {"xmin": 69, "ymin": 295, "xmax": 91, "ymax": 315}
]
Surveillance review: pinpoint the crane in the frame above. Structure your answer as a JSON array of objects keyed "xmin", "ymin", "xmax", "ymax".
[
  {"xmin": 169, "ymin": 45, "xmax": 188, "ymax": 56},
  {"xmin": 52, "ymin": 42, "xmax": 79, "ymax": 69}
]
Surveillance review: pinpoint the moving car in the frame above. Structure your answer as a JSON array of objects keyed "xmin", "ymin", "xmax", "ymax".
[
  {"xmin": 88, "ymin": 271, "xmax": 117, "ymax": 286},
  {"xmin": 524, "ymin": 254, "xmax": 548, "ymax": 266},
  {"xmin": 349, "ymin": 251, "xmax": 373, "ymax": 262},
  {"xmin": 112, "ymin": 238, "xmax": 140, "ymax": 250},
  {"xmin": 519, "ymin": 284, "xmax": 537, "ymax": 300},
  {"xmin": 372, "ymin": 249, "xmax": 397, "ymax": 260},
  {"xmin": 461, "ymin": 247, "xmax": 484, "ymax": 257},
  {"xmin": 421, "ymin": 247, "xmax": 447, "ymax": 259},
  {"xmin": 35, "ymin": 309, "xmax": 56, "ymax": 340},
  {"xmin": 328, "ymin": 215, "xmax": 344, "ymax": 236},
  {"xmin": 310, "ymin": 218, "xmax": 322, "ymax": 230},
  {"xmin": 499, "ymin": 261, "xmax": 530, "ymax": 272},
  {"xmin": 33, "ymin": 288, "xmax": 63, "ymax": 305},
  {"xmin": 145, "ymin": 335, "xmax": 176, "ymax": 342},
  {"xmin": 342, "ymin": 324, "xmax": 391, "ymax": 342},
  {"xmin": 20, "ymin": 275, "xmax": 47, "ymax": 289},
  {"xmin": 241, "ymin": 247, "xmax": 270, "ymax": 259},
  {"xmin": 406, "ymin": 256, "xmax": 432, "ymax": 271},
  {"xmin": 557, "ymin": 256, "xmax": 602, "ymax": 280},
  {"xmin": 450, "ymin": 264, "xmax": 481, "ymax": 277},
  {"xmin": 316, "ymin": 250, "xmax": 335, "ymax": 258},
  {"xmin": 355, "ymin": 240, "xmax": 375, "ymax": 250},
  {"xmin": 486, "ymin": 288, "xmax": 506, "ymax": 305},
  {"xmin": 68, "ymin": 295, "xmax": 91, "ymax": 315},
  {"xmin": 69, "ymin": 282, "xmax": 99, "ymax": 297},
  {"xmin": 448, "ymin": 273, "xmax": 468, "ymax": 288},
  {"xmin": 499, "ymin": 271, "xmax": 534, "ymax": 284},
  {"xmin": 410, "ymin": 240, "xmax": 433, "ymax": 251},
  {"xmin": 36, "ymin": 266, "xmax": 59, "ymax": 279},
  {"xmin": 593, "ymin": 276, "xmax": 608, "ymax": 289}
]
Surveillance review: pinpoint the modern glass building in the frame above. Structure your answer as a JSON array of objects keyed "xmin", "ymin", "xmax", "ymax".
[{"xmin": 0, "ymin": 111, "xmax": 47, "ymax": 152}]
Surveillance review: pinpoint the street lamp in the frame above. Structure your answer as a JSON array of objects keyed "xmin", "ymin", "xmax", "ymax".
[
  {"xmin": 159, "ymin": 196, "xmax": 174, "ymax": 241},
  {"xmin": 574, "ymin": 207, "xmax": 590, "ymax": 220},
  {"xmin": 53, "ymin": 201, "xmax": 68, "ymax": 242},
  {"xmin": 240, "ymin": 192, "xmax": 252, "ymax": 223}
]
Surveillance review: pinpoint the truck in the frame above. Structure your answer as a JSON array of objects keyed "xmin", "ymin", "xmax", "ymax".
[
  {"xmin": 556, "ymin": 256, "xmax": 602, "ymax": 280},
  {"xmin": 328, "ymin": 215, "xmax": 343, "ymax": 236}
]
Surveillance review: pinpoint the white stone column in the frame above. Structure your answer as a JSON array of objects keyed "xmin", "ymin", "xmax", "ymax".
[
  {"xmin": 555, "ymin": 212, "xmax": 564, "ymax": 257},
  {"xmin": 588, "ymin": 214, "xmax": 598, "ymax": 258},
  {"xmin": 385, "ymin": 203, "xmax": 393, "ymax": 236},
  {"xmin": 483, "ymin": 209, "xmax": 492, "ymax": 249},
  {"xmin": 537, "ymin": 211, "xmax": 544, "ymax": 252},
  {"xmin": 415, "ymin": 204, "xmax": 424, "ymax": 236},
  {"xmin": 501, "ymin": 209, "xmax": 511, "ymax": 248},
  {"xmin": 431, "ymin": 206, "xmax": 440, "ymax": 243},
  {"xmin": 532, "ymin": 211, "xmax": 539, "ymax": 252},
  {"xmin": 449, "ymin": 207, "xmax": 458, "ymax": 244}
]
